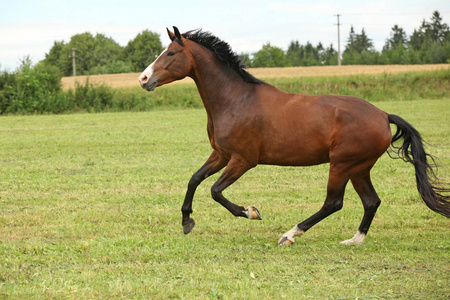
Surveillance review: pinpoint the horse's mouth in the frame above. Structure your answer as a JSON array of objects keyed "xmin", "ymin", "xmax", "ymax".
[{"xmin": 140, "ymin": 80, "xmax": 157, "ymax": 92}]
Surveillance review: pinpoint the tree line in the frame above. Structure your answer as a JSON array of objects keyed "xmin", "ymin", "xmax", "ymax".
[
  {"xmin": 37, "ymin": 11, "xmax": 449, "ymax": 74},
  {"xmin": 248, "ymin": 11, "xmax": 449, "ymax": 67},
  {"xmin": 42, "ymin": 29, "xmax": 164, "ymax": 76}
]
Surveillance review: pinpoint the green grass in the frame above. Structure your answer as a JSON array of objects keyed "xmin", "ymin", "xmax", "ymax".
[
  {"xmin": 274, "ymin": 69, "xmax": 450, "ymax": 101},
  {"xmin": 0, "ymin": 99, "xmax": 449, "ymax": 299}
]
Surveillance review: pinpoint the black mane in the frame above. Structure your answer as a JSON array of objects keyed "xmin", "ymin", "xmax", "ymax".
[{"xmin": 183, "ymin": 29, "xmax": 263, "ymax": 84}]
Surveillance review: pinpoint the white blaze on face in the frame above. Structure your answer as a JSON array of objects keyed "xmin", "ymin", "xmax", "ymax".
[{"xmin": 139, "ymin": 47, "xmax": 169, "ymax": 84}]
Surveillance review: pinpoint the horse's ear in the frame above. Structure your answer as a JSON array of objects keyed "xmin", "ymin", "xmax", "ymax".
[
  {"xmin": 173, "ymin": 26, "xmax": 182, "ymax": 39},
  {"xmin": 173, "ymin": 26, "xmax": 184, "ymax": 45},
  {"xmin": 167, "ymin": 28, "xmax": 176, "ymax": 41}
]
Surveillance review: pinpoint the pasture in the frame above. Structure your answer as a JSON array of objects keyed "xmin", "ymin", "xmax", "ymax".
[{"xmin": 0, "ymin": 96, "xmax": 449, "ymax": 298}]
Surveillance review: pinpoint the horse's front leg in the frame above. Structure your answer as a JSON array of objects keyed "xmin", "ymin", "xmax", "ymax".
[
  {"xmin": 182, "ymin": 150, "xmax": 228, "ymax": 234},
  {"xmin": 210, "ymin": 155, "xmax": 262, "ymax": 220}
]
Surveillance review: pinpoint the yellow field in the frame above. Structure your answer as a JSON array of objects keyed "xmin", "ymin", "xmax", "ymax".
[{"xmin": 61, "ymin": 64, "xmax": 449, "ymax": 90}]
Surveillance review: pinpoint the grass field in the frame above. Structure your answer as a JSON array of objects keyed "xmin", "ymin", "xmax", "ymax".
[
  {"xmin": 0, "ymin": 98, "xmax": 449, "ymax": 298},
  {"xmin": 61, "ymin": 64, "xmax": 450, "ymax": 90}
]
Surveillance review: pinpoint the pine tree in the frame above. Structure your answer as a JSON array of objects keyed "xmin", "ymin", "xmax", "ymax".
[
  {"xmin": 343, "ymin": 26, "xmax": 376, "ymax": 64},
  {"xmin": 428, "ymin": 11, "xmax": 449, "ymax": 43},
  {"xmin": 383, "ymin": 25, "xmax": 408, "ymax": 51}
]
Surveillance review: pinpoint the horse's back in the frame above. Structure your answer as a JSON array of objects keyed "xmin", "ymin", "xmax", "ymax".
[{"xmin": 255, "ymin": 86, "xmax": 392, "ymax": 166}]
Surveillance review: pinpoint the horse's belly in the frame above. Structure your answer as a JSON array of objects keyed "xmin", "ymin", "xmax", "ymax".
[{"xmin": 258, "ymin": 143, "xmax": 330, "ymax": 166}]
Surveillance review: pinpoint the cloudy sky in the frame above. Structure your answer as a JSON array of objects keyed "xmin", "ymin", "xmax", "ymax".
[{"xmin": 1, "ymin": 0, "xmax": 449, "ymax": 70}]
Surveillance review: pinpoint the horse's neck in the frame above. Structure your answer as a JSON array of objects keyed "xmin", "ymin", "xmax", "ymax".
[{"xmin": 189, "ymin": 48, "xmax": 248, "ymax": 117}]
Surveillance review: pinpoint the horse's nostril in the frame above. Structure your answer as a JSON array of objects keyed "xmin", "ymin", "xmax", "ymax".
[{"xmin": 139, "ymin": 75, "xmax": 148, "ymax": 85}]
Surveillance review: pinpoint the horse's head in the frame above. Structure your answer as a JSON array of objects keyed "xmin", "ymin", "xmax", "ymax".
[{"xmin": 139, "ymin": 27, "xmax": 193, "ymax": 91}]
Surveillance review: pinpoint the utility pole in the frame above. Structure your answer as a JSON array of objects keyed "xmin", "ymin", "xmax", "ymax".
[
  {"xmin": 72, "ymin": 48, "xmax": 77, "ymax": 76},
  {"xmin": 335, "ymin": 14, "xmax": 341, "ymax": 66}
]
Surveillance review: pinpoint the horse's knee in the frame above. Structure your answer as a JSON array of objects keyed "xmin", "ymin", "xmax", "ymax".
[
  {"xmin": 211, "ymin": 185, "xmax": 221, "ymax": 201},
  {"xmin": 210, "ymin": 185, "xmax": 247, "ymax": 218},
  {"xmin": 363, "ymin": 197, "xmax": 381, "ymax": 213},
  {"xmin": 188, "ymin": 175, "xmax": 202, "ymax": 190},
  {"xmin": 322, "ymin": 199, "xmax": 343, "ymax": 214},
  {"xmin": 332, "ymin": 200, "xmax": 344, "ymax": 212}
]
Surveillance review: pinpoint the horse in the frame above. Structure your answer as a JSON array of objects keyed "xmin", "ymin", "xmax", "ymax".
[{"xmin": 139, "ymin": 27, "xmax": 449, "ymax": 246}]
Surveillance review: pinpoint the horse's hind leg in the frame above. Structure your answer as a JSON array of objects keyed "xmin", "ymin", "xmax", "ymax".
[
  {"xmin": 340, "ymin": 168, "xmax": 381, "ymax": 245},
  {"xmin": 279, "ymin": 166, "xmax": 349, "ymax": 245}
]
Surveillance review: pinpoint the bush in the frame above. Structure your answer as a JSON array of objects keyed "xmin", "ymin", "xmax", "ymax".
[
  {"xmin": 0, "ymin": 58, "xmax": 115, "ymax": 114},
  {"xmin": 67, "ymin": 78, "xmax": 115, "ymax": 112},
  {"xmin": 0, "ymin": 58, "xmax": 63, "ymax": 114}
]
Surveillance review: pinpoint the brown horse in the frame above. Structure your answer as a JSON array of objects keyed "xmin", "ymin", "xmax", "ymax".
[{"xmin": 139, "ymin": 27, "xmax": 449, "ymax": 245}]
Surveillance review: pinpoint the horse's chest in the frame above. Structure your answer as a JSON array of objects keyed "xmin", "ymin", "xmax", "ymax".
[{"xmin": 206, "ymin": 119, "xmax": 248, "ymax": 158}]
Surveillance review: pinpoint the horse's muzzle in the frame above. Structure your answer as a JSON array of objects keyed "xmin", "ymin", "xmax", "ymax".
[
  {"xmin": 140, "ymin": 80, "xmax": 157, "ymax": 92},
  {"xmin": 139, "ymin": 74, "xmax": 157, "ymax": 92}
]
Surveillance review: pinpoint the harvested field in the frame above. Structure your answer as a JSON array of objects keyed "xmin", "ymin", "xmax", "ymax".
[{"xmin": 61, "ymin": 64, "xmax": 449, "ymax": 90}]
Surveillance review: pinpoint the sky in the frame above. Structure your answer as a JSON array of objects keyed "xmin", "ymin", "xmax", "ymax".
[{"xmin": 1, "ymin": 0, "xmax": 449, "ymax": 71}]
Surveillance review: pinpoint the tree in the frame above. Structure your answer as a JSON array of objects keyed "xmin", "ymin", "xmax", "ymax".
[
  {"xmin": 42, "ymin": 32, "xmax": 124, "ymax": 76},
  {"xmin": 342, "ymin": 26, "xmax": 359, "ymax": 64},
  {"xmin": 286, "ymin": 41, "xmax": 302, "ymax": 66},
  {"xmin": 321, "ymin": 44, "xmax": 338, "ymax": 65},
  {"xmin": 251, "ymin": 43, "xmax": 289, "ymax": 67},
  {"xmin": 344, "ymin": 26, "xmax": 373, "ymax": 53},
  {"xmin": 381, "ymin": 25, "xmax": 409, "ymax": 64},
  {"xmin": 409, "ymin": 22, "xmax": 427, "ymax": 51},
  {"xmin": 354, "ymin": 28, "xmax": 374, "ymax": 53},
  {"xmin": 44, "ymin": 41, "xmax": 65, "ymax": 68},
  {"xmin": 408, "ymin": 11, "xmax": 450, "ymax": 63},
  {"xmin": 342, "ymin": 26, "xmax": 377, "ymax": 64},
  {"xmin": 286, "ymin": 41, "xmax": 331, "ymax": 66},
  {"xmin": 68, "ymin": 33, "xmax": 123, "ymax": 75},
  {"xmin": 303, "ymin": 42, "xmax": 320, "ymax": 66},
  {"xmin": 383, "ymin": 25, "xmax": 408, "ymax": 51},
  {"xmin": 42, "ymin": 30, "xmax": 164, "ymax": 75},
  {"xmin": 122, "ymin": 30, "xmax": 164, "ymax": 72},
  {"xmin": 316, "ymin": 42, "xmax": 325, "ymax": 63},
  {"xmin": 427, "ymin": 11, "xmax": 450, "ymax": 43},
  {"xmin": 90, "ymin": 34, "xmax": 124, "ymax": 72},
  {"xmin": 409, "ymin": 11, "xmax": 449, "ymax": 48},
  {"xmin": 346, "ymin": 26, "xmax": 357, "ymax": 51}
]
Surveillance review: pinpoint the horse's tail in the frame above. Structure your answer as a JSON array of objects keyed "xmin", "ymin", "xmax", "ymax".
[{"xmin": 388, "ymin": 114, "xmax": 449, "ymax": 217}]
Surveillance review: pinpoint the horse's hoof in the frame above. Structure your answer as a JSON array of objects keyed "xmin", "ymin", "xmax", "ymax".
[
  {"xmin": 183, "ymin": 218, "xmax": 195, "ymax": 235},
  {"xmin": 278, "ymin": 236, "xmax": 294, "ymax": 246},
  {"xmin": 247, "ymin": 206, "xmax": 262, "ymax": 220},
  {"xmin": 340, "ymin": 231, "xmax": 366, "ymax": 245}
]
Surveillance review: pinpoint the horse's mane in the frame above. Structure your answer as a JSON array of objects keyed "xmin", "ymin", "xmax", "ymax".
[{"xmin": 183, "ymin": 29, "xmax": 263, "ymax": 84}]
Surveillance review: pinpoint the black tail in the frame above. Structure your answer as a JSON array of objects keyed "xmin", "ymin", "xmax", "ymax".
[{"xmin": 388, "ymin": 114, "xmax": 449, "ymax": 217}]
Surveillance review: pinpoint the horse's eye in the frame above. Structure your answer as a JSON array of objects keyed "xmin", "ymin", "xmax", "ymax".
[{"xmin": 167, "ymin": 52, "xmax": 175, "ymax": 57}]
